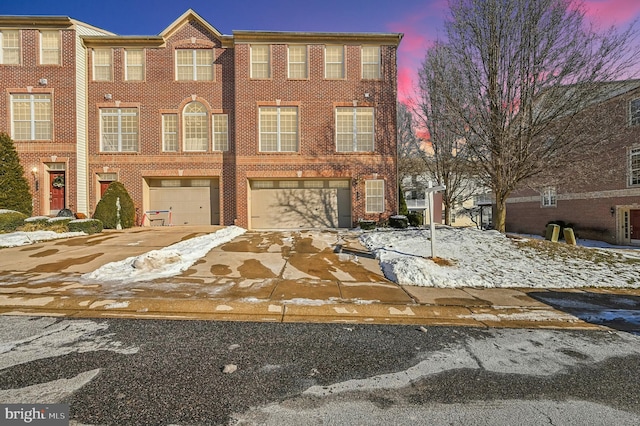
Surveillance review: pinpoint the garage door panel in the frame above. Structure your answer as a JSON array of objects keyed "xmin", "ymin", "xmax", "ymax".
[
  {"xmin": 250, "ymin": 180, "xmax": 351, "ymax": 229},
  {"xmin": 148, "ymin": 179, "xmax": 220, "ymax": 226}
]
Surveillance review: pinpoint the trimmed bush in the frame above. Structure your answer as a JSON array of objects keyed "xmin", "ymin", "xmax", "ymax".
[
  {"xmin": 93, "ymin": 182, "xmax": 135, "ymax": 229},
  {"xmin": 69, "ymin": 219, "xmax": 103, "ymax": 235},
  {"xmin": 407, "ymin": 211, "xmax": 423, "ymax": 227},
  {"xmin": 358, "ymin": 219, "xmax": 376, "ymax": 230},
  {"xmin": 0, "ymin": 133, "xmax": 32, "ymax": 216},
  {"xmin": 0, "ymin": 209, "xmax": 28, "ymax": 232},
  {"xmin": 389, "ymin": 215, "xmax": 409, "ymax": 229}
]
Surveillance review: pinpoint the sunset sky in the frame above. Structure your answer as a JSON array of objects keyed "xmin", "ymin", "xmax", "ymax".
[{"xmin": 2, "ymin": 0, "xmax": 639, "ymax": 104}]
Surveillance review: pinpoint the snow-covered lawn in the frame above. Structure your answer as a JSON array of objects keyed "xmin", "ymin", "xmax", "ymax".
[{"xmin": 360, "ymin": 227, "xmax": 640, "ymax": 289}]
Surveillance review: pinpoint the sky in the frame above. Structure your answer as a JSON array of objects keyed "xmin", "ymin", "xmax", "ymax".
[{"xmin": 1, "ymin": 0, "xmax": 640, "ymax": 105}]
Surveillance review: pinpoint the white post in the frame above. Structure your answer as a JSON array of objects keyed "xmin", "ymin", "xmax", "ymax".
[{"xmin": 428, "ymin": 180, "xmax": 436, "ymax": 259}]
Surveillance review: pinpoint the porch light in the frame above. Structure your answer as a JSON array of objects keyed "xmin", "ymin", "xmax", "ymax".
[{"xmin": 31, "ymin": 167, "xmax": 39, "ymax": 191}]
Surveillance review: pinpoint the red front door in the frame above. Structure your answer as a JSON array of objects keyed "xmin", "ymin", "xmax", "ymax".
[
  {"xmin": 49, "ymin": 171, "xmax": 65, "ymax": 213},
  {"xmin": 100, "ymin": 181, "xmax": 112, "ymax": 196},
  {"xmin": 631, "ymin": 210, "xmax": 640, "ymax": 240}
]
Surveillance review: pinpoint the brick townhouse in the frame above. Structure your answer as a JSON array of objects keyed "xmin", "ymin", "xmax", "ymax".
[
  {"xmin": 1, "ymin": 9, "xmax": 402, "ymax": 229},
  {"xmin": 506, "ymin": 80, "xmax": 640, "ymax": 246}
]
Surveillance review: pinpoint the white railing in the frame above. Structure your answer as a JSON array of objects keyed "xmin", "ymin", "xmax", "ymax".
[{"xmin": 406, "ymin": 199, "xmax": 428, "ymax": 209}]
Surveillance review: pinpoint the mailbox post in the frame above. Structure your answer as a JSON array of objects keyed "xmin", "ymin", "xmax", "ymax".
[{"xmin": 426, "ymin": 180, "xmax": 446, "ymax": 259}]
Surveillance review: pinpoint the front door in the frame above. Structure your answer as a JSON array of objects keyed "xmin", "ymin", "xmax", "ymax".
[
  {"xmin": 100, "ymin": 181, "xmax": 112, "ymax": 197},
  {"xmin": 631, "ymin": 210, "xmax": 640, "ymax": 241},
  {"xmin": 49, "ymin": 171, "xmax": 65, "ymax": 214}
]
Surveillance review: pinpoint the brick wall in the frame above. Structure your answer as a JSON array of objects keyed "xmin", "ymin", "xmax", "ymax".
[{"xmin": 1, "ymin": 27, "xmax": 78, "ymax": 215}]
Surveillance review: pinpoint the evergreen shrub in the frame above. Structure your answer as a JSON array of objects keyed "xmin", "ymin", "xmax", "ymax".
[
  {"xmin": 69, "ymin": 219, "xmax": 103, "ymax": 235},
  {"xmin": 93, "ymin": 182, "xmax": 135, "ymax": 229}
]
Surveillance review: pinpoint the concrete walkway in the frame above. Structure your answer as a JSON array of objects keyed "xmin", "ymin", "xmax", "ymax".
[{"xmin": 0, "ymin": 226, "xmax": 638, "ymax": 331}]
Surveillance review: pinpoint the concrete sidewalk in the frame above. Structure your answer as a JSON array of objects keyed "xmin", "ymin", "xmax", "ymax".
[{"xmin": 0, "ymin": 227, "xmax": 638, "ymax": 331}]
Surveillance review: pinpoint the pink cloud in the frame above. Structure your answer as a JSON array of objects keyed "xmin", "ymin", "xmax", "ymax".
[
  {"xmin": 387, "ymin": 2, "xmax": 446, "ymax": 105},
  {"xmin": 582, "ymin": 0, "xmax": 640, "ymax": 26}
]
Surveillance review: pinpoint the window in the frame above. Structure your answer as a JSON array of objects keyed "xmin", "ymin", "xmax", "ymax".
[
  {"xmin": 125, "ymin": 49, "xmax": 144, "ymax": 81},
  {"xmin": 213, "ymin": 114, "xmax": 229, "ymax": 151},
  {"xmin": 336, "ymin": 107, "xmax": 374, "ymax": 152},
  {"xmin": 630, "ymin": 147, "xmax": 640, "ymax": 186},
  {"xmin": 630, "ymin": 99, "xmax": 640, "ymax": 126},
  {"xmin": 259, "ymin": 107, "xmax": 298, "ymax": 152},
  {"xmin": 288, "ymin": 45, "xmax": 307, "ymax": 79},
  {"xmin": 251, "ymin": 45, "xmax": 270, "ymax": 79},
  {"xmin": 183, "ymin": 102, "xmax": 208, "ymax": 151},
  {"xmin": 325, "ymin": 45, "xmax": 344, "ymax": 79},
  {"xmin": 100, "ymin": 108, "xmax": 138, "ymax": 152},
  {"xmin": 162, "ymin": 114, "xmax": 178, "ymax": 152},
  {"xmin": 1, "ymin": 30, "xmax": 20, "ymax": 64},
  {"xmin": 93, "ymin": 49, "xmax": 112, "ymax": 81},
  {"xmin": 366, "ymin": 180, "xmax": 385, "ymax": 213},
  {"xmin": 176, "ymin": 49, "xmax": 213, "ymax": 81},
  {"xmin": 40, "ymin": 31, "xmax": 60, "ymax": 65},
  {"xmin": 541, "ymin": 187, "xmax": 557, "ymax": 207},
  {"xmin": 361, "ymin": 46, "xmax": 380, "ymax": 79},
  {"xmin": 11, "ymin": 94, "xmax": 52, "ymax": 140}
]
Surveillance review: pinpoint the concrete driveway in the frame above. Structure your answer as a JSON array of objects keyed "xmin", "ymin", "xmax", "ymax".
[{"xmin": 0, "ymin": 226, "xmax": 633, "ymax": 330}]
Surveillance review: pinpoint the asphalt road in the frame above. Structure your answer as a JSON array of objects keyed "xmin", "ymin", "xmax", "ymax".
[{"xmin": 1, "ymin": 317, "xmax": 639, "ymax": 425}]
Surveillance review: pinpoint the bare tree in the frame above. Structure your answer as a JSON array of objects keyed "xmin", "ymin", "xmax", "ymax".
[
  {"xmin": 417, "ymin": 43, "xmax": 478, "ymax": 225},
  {"xmin": 420, "ymin": 0, "xmax": 640, "ymax": 232},
  {"xmin": 397, "ymin": 101, "xmax": 424, "ymax": 185}
]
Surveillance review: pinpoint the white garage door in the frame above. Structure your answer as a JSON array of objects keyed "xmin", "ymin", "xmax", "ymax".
[
  {"xmin": 148, "ymin": 179, "xmax": 219, "ymax": 225},
  {"xmin": 250, "ymin": 180, "xmax": 351, "ymax": 229}
]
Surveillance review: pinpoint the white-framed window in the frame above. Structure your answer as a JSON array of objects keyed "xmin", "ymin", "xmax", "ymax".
[
  {"xmin": 259, "ymin": 107, "xmax": 298, "ymax": 152},
  {"xmin": 125, "ymin": 49, "xmax": 144, "ymax": 81},
  {"xmin": 213, "ymin": 114, "xmax": 229, "ymax": 151},
  {"xmin": 183, "ymin": 101, "xmax": 208, "ymax": 151},
  {"xmin": 251, "ymin": 45, "xmax": 270, "ymax": 79},
  {"xmin": 162, "ymin": 114, "xmax": 178, "ymax": 152},
  {"xmin": 0, "ymin": 30, "xmax": 20, "ymax": 64},
  {"xmin": 630, "ymin": 146, "xmax": 640, "ymax": 186},
  {"xmin": 325, "ymin": 45, "xmax": 344, "ymax": 79},
  {"xmin": 336, "ymin": 107, "xmax": 374, "ymax": 152},
  {"xmin": 40, "ymin": 31, "xmax": 60, "ymax": 65},
  {"xmin": 366, "ymin": 180, "xmax": 385, "ymax": 213},
  {"xmin": 288, "ymin": 45, "xmax": 307, "ymax": 79},
  {"xmin": 93, "ymin": 49, "xmax": 112, "ymax": 81},
  {"xmin": 541, "ymin": 186, "xmax": 557, "ymax": 207},
  {"xmin": 361, "ymin": 45, "xmax": 380, "ymax": 79},
  {"xmin": 176, "ymin": 49, "xmax": 213, "ymax": 81},
  {"xmin": 11, "ymin": 94, "xmax": 52, "ymax": 140},
  {"xmin": 630, "ymin": 99, "xmax": 640, "ymax": 126},
  {"xmin": 100, "ymin": 107, "xmax": 138, "ymax": 152}
]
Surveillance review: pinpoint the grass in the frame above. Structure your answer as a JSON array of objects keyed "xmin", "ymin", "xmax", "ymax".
[{"xmin": 512, "ymin": 237, "xmax": 640, "ymax": 266}]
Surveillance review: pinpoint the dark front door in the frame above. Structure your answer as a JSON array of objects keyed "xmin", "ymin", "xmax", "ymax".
[
  {"xmin": 631, "ymin": 210, "xmax": 640, "ymax": 240},
  {"xmin": 49, "ymin": 171, "xmax": 65, "ymax": 213}
]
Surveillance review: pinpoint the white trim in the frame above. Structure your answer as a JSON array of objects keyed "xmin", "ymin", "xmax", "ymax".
[{"xmin": 508, "ymin": 187, "xmax": 640, "ymax": 204}]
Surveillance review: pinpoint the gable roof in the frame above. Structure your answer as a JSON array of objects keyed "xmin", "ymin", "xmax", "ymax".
[{"xmin": 160, "ymin": 9, "xmax": 230, "ymax": 41}]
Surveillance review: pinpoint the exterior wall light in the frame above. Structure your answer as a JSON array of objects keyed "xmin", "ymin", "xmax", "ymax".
[{"xmin": 31, "ymin": 167, "xmax": 39, "ymax": 191}]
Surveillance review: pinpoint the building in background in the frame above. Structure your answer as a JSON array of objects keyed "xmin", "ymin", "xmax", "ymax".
[{"xmin": 506, "ymin": 81, "xmax": 640, "ymax": 245}]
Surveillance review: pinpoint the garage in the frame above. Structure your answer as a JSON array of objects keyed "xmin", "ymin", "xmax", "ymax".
[
  {"xmin": 148, "ymin": 178, "xmax": 220, "ymax": 225},
  {"xmin": 250, "ymin": 179, "xmax": 351, "ymax": 229}
]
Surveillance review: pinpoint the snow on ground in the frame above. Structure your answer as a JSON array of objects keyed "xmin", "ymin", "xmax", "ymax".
[
  {"xmin": 81, "ymin": 226, "xmax": 246, "ymax": 283},
  {"xmin": 359, "ymin": 227, "xmax": 640, "ymax": 289},
  {"xmin": 0, "ymin": 230, "xmax": 85, "ymax": 247}
]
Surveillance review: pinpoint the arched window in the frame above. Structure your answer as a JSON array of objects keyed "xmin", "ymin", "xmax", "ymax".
[{"xmin": 183, "ymin": 101, "xmax": 208, "ymax": 151}]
